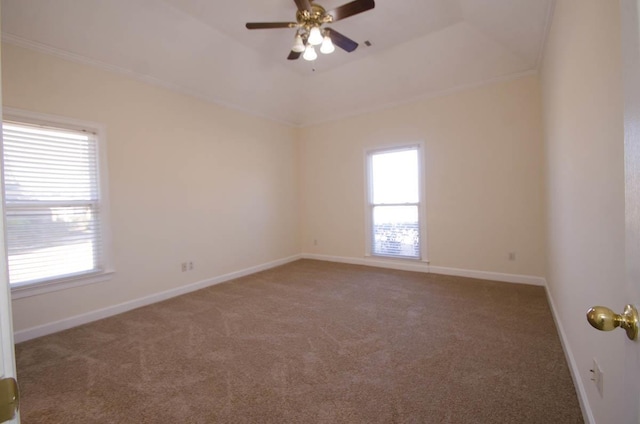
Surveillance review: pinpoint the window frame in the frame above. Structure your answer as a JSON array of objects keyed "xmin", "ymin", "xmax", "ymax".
[
  {"xmin": 365, "ymin": 143, "xmax": 428, "ymax": 262},
  {"xmin": 3, "ymin": 108, "xmax": 114, "ymax": 299}
]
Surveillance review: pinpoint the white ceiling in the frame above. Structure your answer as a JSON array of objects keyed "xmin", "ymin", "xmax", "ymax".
[{"xmin": 1, "ymin": 0, "xmax": 553, "ymax": 127}]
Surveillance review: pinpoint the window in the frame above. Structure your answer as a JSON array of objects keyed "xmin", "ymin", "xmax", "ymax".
[
  {"xmin": 2, "ymin": 113, "xmax": 111, "ymax": 292},
  {"xmin": 367, "ymin": 145, "xmax": 423, "ymax": 259}
]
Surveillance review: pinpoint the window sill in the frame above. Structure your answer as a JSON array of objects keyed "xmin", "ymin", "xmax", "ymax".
[
  {"xmin": 10, "ymin": 269, "xmax": 115, "ymax": 300},
  {"xmin": 366, "ymin": 254, "xmax": 429, "ymax": 263}
]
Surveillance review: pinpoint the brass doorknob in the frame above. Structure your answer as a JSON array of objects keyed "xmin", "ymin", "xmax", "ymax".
[
  {"xmin": 586, "ymin": 304, "xmax": 639, "ymax": 341},
  {"xmin": 0, "ymin": 378, "xmax": 19, "ymax": 423}
]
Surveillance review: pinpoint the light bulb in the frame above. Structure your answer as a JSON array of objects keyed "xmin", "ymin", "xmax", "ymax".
[
  {"xmin": 292, "ymin": 34, "xmax": 305, "ymax": 53},
  {"xmin": 303, "ymin": 44, "xmax": 317, "ymax": 61},
  {"xmin": 320, "ymin": 35, "xmax": 335, "ymax": 54},
  {"xmin": 308, "ymin": 26, "xmax": 323, "ymax": 46}
]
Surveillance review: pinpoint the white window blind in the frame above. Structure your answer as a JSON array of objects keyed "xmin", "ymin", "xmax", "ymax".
[
  {"xmin": 3, "ymin": 120, "xmax": 103, "ymax": 286},
  {"xmin": 368, "ymin": 146, "xmax": 422, "ymax": 259}
]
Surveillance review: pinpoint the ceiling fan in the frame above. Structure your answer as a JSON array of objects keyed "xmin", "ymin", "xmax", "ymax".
[{"xmin": 246, "ymin": 0, "xmax": 375, "ymax": 61}]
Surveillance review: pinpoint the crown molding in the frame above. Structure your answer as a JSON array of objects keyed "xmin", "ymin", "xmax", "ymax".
[
  {"xmin": 2, "ymin": 32, "xmax": 539, "ymax": 129},
  {"xmin": 1, "ymin": 33, "xmax": 299, "ymax": 128},
  {"xmin": 301, "ymin": 69, "xmax": 538, "ymax": 128}
]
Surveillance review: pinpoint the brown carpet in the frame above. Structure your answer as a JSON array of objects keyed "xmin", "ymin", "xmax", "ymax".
[{"xmin": 15, "ymin": 259, "xmax": 584, "ymax": 423}]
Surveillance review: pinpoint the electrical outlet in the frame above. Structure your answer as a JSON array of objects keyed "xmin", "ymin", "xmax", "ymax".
[
  {"xmin": 508, "ymin": 252, "xmax": 516, "ymax": 261},
  {"xmin": 313, "ymin": 239, "xmax": 318, "ymax": 246},
  {"xmin": 181, "ymin": 262, "xmax": 187, "ymax": 272},
  {"xmin": 590, "ymin": 358, "xmax": 604, "ymax": 397},
  {"xmin": 189, "ymin": 261, "xmax": 194, "ymax": 271}
]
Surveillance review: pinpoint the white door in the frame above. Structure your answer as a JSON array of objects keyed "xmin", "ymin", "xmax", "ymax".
[
  {"xmin": 0, "ymin": 228, "xmax": 17, "ymax": 423},
  {"xmin": 0, "ymin": 247, "xmax": 18, "ymax": 424},
  {"xmin": 583, "ymin": 1, "xmax": 640, "ymax": 422},
  {"xmin": 0, "ymin": 2, "xmax": 20, "ymax": 423},
  {"xmin": 622, "ymin": 0, "xmax": 640, "ymax": 422}
]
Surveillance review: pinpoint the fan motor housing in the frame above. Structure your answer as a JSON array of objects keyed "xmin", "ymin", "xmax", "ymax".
[{"xmin": 296, "ymin": 4, "xmax": 331, "ymax": 27}]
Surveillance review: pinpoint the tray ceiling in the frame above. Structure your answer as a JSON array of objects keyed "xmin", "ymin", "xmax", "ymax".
[{"xmin": 1, "ymin": 0, "xmax": 554, "ymax": 126}]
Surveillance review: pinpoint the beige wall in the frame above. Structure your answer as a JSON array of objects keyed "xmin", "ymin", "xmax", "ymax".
[
  {"xmin": 4, "ymin": 3, "xmax": 632, "ymax": 420},
  {"xmin": 541, "ymin": 1, "xmax": 625, "ymax": 422},
  {"xmin": 2, "ymin": 43, "xmax": 300, "ymax": 332},
  {"xmin": 299, "ymin": 75, "xmax": 546, "ymax": 277},
  {"xmin": 3, "ymin": 38, "xmax": 547, "ymax": 332}
]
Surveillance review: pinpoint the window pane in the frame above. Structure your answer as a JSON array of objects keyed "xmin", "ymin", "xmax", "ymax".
[
  {"xmin": 3, "ymin": 120, "xmax": 103, "ymax": 286},
  {"xmin": 3, "ymin": 123, "xmax": 98, "ymax": 203},
  {"xmin": 372, "ymin": 205, "xmax": 419, "ymax": 258},
  {"xmin": 371, "ymin": 149, "xmax": 418, "ymax": 204},
  {"xmin": 6, "ymin": 206, "xmax": 100, "ymax": 285}
]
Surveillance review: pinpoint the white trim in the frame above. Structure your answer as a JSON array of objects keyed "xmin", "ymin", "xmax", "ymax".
[
  {"xmin": 13, "ymin": 254, "xmax": 302, "ymax": 343},
  {"xmin": 1, "ymin": 33, "xmax": 539, "ymax": 129},
  {"xmin": 0, "ymin": 35, "xmax": 19, "ymax": 383},
  {"xmin": 2, "ymin": 107, "xmax": 115, "ymax": 296},
  {"xmin": 428, "ymin": 265, "xmax": 546, "ymax": 286},
  {"xmin": 419, "ymin": 145, "xmax": 429, "ymax": 262},
  {"xmin": 544, "ymin": 284, "xmax": 595, "ymax": 424},
  {"xmin": 1, "ymin": 33, "xmax": 297, "ymax": 128},
  {"xmin": 302, "ymin": 253, "xmax": 546, "ymax": 286},
  {"xmin": 304, "ymin": 253, "xmax": 431, "ymax": 273},
  {"xmin": 303, "ymin": 254, "xmax": 584, "ymax": 420},
  {"xmin": 365, "ymin": 144, "xmax": 426, "ymax": 261},
  {"xmin": 363, "ymin": 150, "xmax": 373, "ymax": 256},
  {"xmin": 10, "ymin": 270, "xmax": 114, "ymax": 300},
  {"xmin": 301, "ymin": 70, "xmax": 538, "ymax": 128},
  {"xmin": 11, "ymin": 251, "xmax": 587, "ymax": 424},
  {"xmin": 3, "ymin": 107, "xmax": 107, "ymax": 141}
]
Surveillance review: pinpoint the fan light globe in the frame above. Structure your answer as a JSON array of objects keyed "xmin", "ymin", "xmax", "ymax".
[
  {"xmin": 292, "ymin": 34, "xmax": 305, "ymax": 53},
  {"xmin": 303, "ymin": 44, "xmax": 318, "ymax": 61},
  {"xmin": 320, "ymin": 35, "xmax": 335, "ymax": 54},
  {"xmin": 308, "ymin": 26, "xmax": 323, "ymax": 46}
]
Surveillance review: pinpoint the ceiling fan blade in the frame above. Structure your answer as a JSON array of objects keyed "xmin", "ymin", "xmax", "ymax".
[
  {"xmin": 294, "ymin": 0, "xmax": 312, "ymax": 12},
  {"xmin": 246, "ymin": 22, "xmax": 296, "ymax": 29},
  {"xmin": 326, "ymin": 28, "xmax": 358, "ymax": 52},
  {"xmin": 326, "ymin": 0, "xmax": 375, "ymax": 22},
  {"xmin": 287, "ymin": 51, "xmax": 302, "ymax": 60}
]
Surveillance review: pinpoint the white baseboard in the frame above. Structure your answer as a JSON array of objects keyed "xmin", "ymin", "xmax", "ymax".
[
  {"xmin": 15, "ymin": 251, "xmax": 585, "ymax": 423},
  {"xmin": 14, "ymin": 254, "xmax": 302, "ymax": 343},
  {"xmin": 301, "ymin": 253, "xmax": 546, "ymax": 286},
  {"xmin": 302, "ymin": 254, "xmax": 589, "ymax": 420},
  {"xmin": 301, "ymin": 253, "xmax": 431, "ymax": 273},
  {"xmin": 429, "ymin": 265, "xmax": 546, "ymax": 286},
  {"xmin": 14, "ymin": 253, "xmax": 546, "ymax": 343},
  {"xmin": 544, "ymin": 286, "xmax": 595, "ymax": 424}
]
